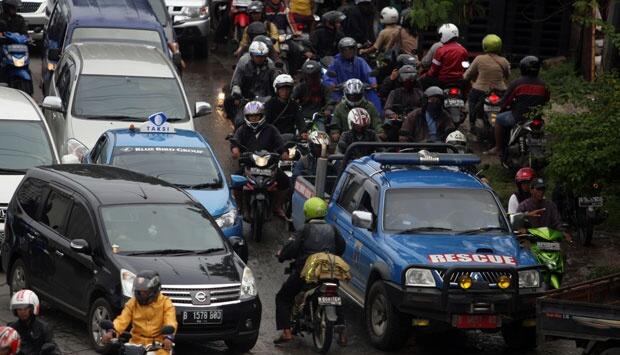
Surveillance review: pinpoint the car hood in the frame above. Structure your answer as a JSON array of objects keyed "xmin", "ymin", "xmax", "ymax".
[
  {"xmin": 383, "ymin": 233, "xmax": 537, "ymax": 268},
  {"xmin": 165, "ymin": 0, "xmax": 207, "ymax": 7},
  {"xmin": 187, "ymin": 187, "xmax": 230, "ymax": 218},
  {"xmin": 115, "ymin": 253, "xmax": 241, "ymax": 285},
  {"xmin": 0, "ymin": 175, "xmax": 25, "ymax": 204}
]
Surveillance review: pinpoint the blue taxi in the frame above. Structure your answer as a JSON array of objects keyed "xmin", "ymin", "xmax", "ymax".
[{"xmin": 84, "ymin": 114, "xmax": 245, "ymax": 259}]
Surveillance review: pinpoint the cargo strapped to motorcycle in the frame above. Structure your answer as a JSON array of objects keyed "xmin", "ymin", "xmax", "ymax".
[{"xmin": 301, "ymin": 252, "xmax": 351, "ymax": 283}]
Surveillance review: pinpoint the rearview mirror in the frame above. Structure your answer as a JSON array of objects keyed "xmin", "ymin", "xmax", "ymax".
[
  {"xmin": 352, "ymin": 210, "xmax": 373, "ymax": 230},
  {"xmin": 42, "ymin": 96, "xmax": 63, "ymax": 113},
  {"xmin": 70, "ymin": 239, "xmax": 91, "ymax": 254},
  {"xmin": 510, "ymin": 213, "xmax": 526, "ymax": 231},
  {"xmin": 195, "ymin": 102, "xmax": 212, "ymax": 117},
  {"xmin": 48, "ymin": 48, "xmax": 61, "ymax": 62},
  {"xmin": 230, "ymin": 175, "xmax": 248, "ymax": 189}
]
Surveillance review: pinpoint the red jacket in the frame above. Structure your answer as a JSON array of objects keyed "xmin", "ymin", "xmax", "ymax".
[{"xmin": 427, "ymin": 41, "xmax": 469, "ymax": 84}]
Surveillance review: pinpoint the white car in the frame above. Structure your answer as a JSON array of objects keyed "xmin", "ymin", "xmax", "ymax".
[
  {"xmin": 12, "ymin": 0, "xmax": 49, "ymax": 40},
  {"xmin": 165, "ymin": 0, "xmax": 210, "ymax": 57},
  {"xmin": 0, "ymin": 86, "xmax": 59, "ymax": 244}
]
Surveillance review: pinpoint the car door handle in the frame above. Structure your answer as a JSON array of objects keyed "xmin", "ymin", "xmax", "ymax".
[
  {"xmin": 55, "ymin": 250, "xmax": 64, "ymax": 257},
  {"xmin": 26, "ymin": 232, "xmax": 38, "ymax": 241}
]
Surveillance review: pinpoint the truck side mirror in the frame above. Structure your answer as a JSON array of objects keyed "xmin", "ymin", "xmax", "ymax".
[
  {"xmin": 510, "ymin": 213, "xmax": 526, "ymax": 231},
  {"xmin": 352, "ymin": 210, "xmax": 373, "ymax": 230}
]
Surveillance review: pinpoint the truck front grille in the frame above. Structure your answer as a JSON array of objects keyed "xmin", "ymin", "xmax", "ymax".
[{"xmin": 436, "ymin": 270, "xmax": 513, "ymax": 287}]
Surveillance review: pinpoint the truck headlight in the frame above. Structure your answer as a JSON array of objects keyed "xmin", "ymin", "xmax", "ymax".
[
  {"xmin": 405, "ymin": 268, "xmax": 436, "ymax": 287},
  {"xmin": 216, "ymin": 209, "xmax": 238, "ymax": 228},
  {"xmin": 121, "ymin": 269, "xmax": 136, "ymax": 298},
  {"xmin": 518, "ymin": 270, "xmax": 540, "ymax": 288},
  {"xmin": 240, "ymin": 267, "xmax": 257, "ymax": 299}
]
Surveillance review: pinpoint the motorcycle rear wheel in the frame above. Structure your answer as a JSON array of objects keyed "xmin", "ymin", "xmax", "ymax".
[{"xmin": 312, "ymin": 307, "xmax": 334, "ymax": 354}]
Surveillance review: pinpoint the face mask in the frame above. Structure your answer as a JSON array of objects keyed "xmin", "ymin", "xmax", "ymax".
[{"xmin": 427, "ymin": 101, "xmax": 442, "ymax": 117}]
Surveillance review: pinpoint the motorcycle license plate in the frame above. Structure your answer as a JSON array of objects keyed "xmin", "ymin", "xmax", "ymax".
[
  {"xmin": 578, "ymin": 196, "xmax": 603, "ymax": 207},
  {"xmin": 528, "ymin": 137, "xmax": 546, "ymax": 146},
  {"xmin": 444, "ymin": 98, "xmax": 464, "ymax": 108},
  {"xmin": 182, "ymin": 310, "xmax": 223, "ymax": 324},
  {"xmin": 483, "ymin": 104, "xmax": 501, "ymax": 113},
  {"xmin": 232, "ymin": 0, "xmax": 251, "ymax": 6},
  {"xmin": 249, "ymin": 167, "xmax": 272, "ymax": 176},
  {"xmin": 453, "ymin": 315, "xmax": 500, "ymax": 329},
  {"xmin": 280, "ymin": 43, "xmax": 289, "ymax": 51},
  {"xmin": 318, "ymin": 296, "xmax": 342, "ymax": 306},
  {"xmin": 537, "ymin": 242, "xmax": 561, "ymax": 251}
]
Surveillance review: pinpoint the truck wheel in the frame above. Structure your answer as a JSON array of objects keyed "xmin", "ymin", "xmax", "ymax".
[
  {"xmin": 225, "ymin": 333, "xmax": 258, "ymax": 353},
  {"xmin": 88, "ymin": 298, "xmax": 113, "ymax": 353},
  {"xmin": 501, "ymin": 321, "xmax": 536, "ymax": 350},
  {"xmin": 365, "ymin": 281, "xmax": 410, "ymax": 350}
]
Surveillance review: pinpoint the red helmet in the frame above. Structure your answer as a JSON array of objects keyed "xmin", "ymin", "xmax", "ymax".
[
  {"xmin": 0, "ymin": 327, "xmax": 21, "ymax": 355},
  {"xmin": 515, "ymin": 167, "xmax": 535, "ymax": 184}
]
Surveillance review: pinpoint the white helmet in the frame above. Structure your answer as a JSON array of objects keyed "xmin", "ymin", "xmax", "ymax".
[
  {"xmin": 249, "ymin": 41, "xmax": 269, "ymax": 56},
  {"xmin": 446, "ymin": 130, "xmax": 467, "ymax": 146},
  {"xmin": 347, "ymin": 107, "xmax": 371, "ymax": 129},
  {"xmin": 343, "ymin": 78, "xmax": 364, "ymax": 106},
  {"xmin": 10, "ymin": 289, "xmax": 40, "ymax": 316},
  {"xmin": 273, "ymin": 74, "xmax": 294, "ymax": 91},
  {"xmin": 380, "ymin": 7, "xmax": 399, "ymax": 25},
  {"xmin": 438, "ymin": 23, "xmax": 459, "ymax": 43},
  {"xmin": 243, "ymin": 101, "xmax": 266, "ymax": 131}
]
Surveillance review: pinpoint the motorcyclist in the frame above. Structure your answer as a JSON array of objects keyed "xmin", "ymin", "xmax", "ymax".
[
  {"xmin": 292, "ymin": 130, "xmax": 333, "ymax": 180},
  {"xmin": 0, "ymin": 0, "xmax": 28, "ymax": 35},
  {"xmin": 237, "ymin": 35, "xmax": 279, "ymax": 67},
  {"xmin": 338, "ymin": 0, "xmax": 374, "ymax": 45},
  {"xmin": 292, "ymin": 60, "xmax": 330, "ymax": 121},
  {"xmin": 235, "ymin": 2, "xmax": 280, "ymax": 57},
  {"xmin": 421, "ymin": 23, "xmax": 469, "ymax": 89},
  {"xmin": 0, "ymin": 326, "xmax": 21, "ymax": 355},
  {"xmin": 231, "ymin": 101, "xmax": 290, "ymax": 217},
  {"xmin": 385, "ymin": 65, "xmax": 423, "ymax": 114},
  {"xmin": 323, "ymin": 37, "xmax": 382, "ymax": 115},
  {"xmin": 310, "ymin": 10, "xmax": 345, "ymax": 59},
  {"xmin": 7, "ymin": 290, "xmax": 58, "ymax": 355},
  {"xmin": 399, "ymin": 86, "xmax": 455, "ymax": 142},
  {"xmin": 330, "ymin": 78, "xmax": 382, "ymax": 142},
  {"xmin": 484, "ymin": 56, "xmax": 550, "ymax": 156},
  {"xmin": 265, "ymin": 74, "xmax": 308, "ymax": 138},
  {"xmin": 386, "ymin": 7, "xmax": 418, "ymax": 56},
  {"xmin": 102, "ymin": 270, "xmax": 177, "ymax": 355},
  {"xmin": 274, "ymin": 197, "xmax": 346, "ymax": 345},
  {"xmin": 359, "ymin": 7, "xmax": 400, "ymax": 56},
  {"xmin": 463, "ymin": 34, "xmax": 510, "ymax": 130},
  {"xmin": 378, "ymin": 53, "xmax": 417, "ymax": 99},
  {"xmin": 508, "ymin": 167, "xmax": 535, "ymax": 214},
  {"xmin": 264, "ymin": 0, "xmax": 289, "ymax": 31},
  {"xmin": 337, "ymin": 107, "xmax": 378, "ymax": 159}
]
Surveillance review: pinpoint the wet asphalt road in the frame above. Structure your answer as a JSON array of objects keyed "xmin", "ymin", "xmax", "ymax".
[{"xmin": 0, "ymin": 47, "xmax": 580, "ymax": 355}]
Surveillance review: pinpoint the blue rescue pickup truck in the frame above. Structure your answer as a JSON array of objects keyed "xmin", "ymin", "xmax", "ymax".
[{"xmin": 291, "ymin": 143, "xmax": 546, "ymax": 350}]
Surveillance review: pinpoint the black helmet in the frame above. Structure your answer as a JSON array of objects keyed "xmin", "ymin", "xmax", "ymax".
[
  {"xmin": 396, "ymin": 54, "xmax": 417, "ymax": 68},
  {"xmin": 338, "ymin": 37, "xmax": 357, "ymax": 51},
  {"xmin": 247, "ymin": 22, "xmax": 267, "ymax": 40},
  {"xmin": 301, "ymin": 60, "xmax": 321, "ymax": 75},
  {"xmin": 253, "ymin": 34, "xmax": 273, "ymax": 50},
  {"xmin": 520, "ymin": 56, "xmax": 541, "ymax": 77},
  {"xmin": 2, "ymin": 0, "xmax": 21, "ymax": 7},
  {"xmin": 133, "ymin": 270, "xmax": 161, "ymax": 306},
  {"xmin": 321, "ymin": 10, "xmax": 346, "ymax": 25}
]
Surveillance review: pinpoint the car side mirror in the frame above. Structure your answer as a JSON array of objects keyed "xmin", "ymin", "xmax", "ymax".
[
  {"xmin": 352, "ymin": 210, "xmax": 373, "ymax": 230},
  {"xmin": 160, "ymin": 325, "xmax": 175, "ymax": 335},
  {"xmin": 230, "ymin": 174, "xmax": 248, "ymax": 189},
  {"xmin": 70, "ymin": 239, "xmax": 91, "ymax": 254},
  {"xmin": 61, "ymin": 154, "xmax": 81, "ymax": 164},
  {"xmin": 510, "ymin": 213, "xmax": 526, "ymax": 231},
  {"xmin": 48, "ymin": 48, "xmax": 61, "ymax": 62},
  {"xmin": 42, "ymin": 96, "xmax": 64, "ymax": 113},
  {"xmin": 228, "ymin": 236, "xmax": 245, "ymax": 256},
  {"xmin": 195, "ymin": 102, "xmax": 212, "ymax": 117}
]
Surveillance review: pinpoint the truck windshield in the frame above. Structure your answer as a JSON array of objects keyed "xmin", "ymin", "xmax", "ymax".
[
  {"xmin": 101, "ymin": 204, "xmax": 224, "ymax": 254},
  {"xmin": 383, "ymin": 188, "xmax": 507, "ymax": 233}
]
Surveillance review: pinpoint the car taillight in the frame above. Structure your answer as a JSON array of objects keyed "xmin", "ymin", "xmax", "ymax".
[
  {"xmin": 488, "ymin": 93, "xmax": 500, "ymax": 104},
  {"xmin": 449, "ymin": 87, "xmax": 460, "ymax": 96},
  {"xmin": 531, "ymin": 118, "xmax": 544, "ymax": 129}
]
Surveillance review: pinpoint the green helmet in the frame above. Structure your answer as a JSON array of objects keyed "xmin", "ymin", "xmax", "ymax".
[
  {"xmin": 482, "ymin": 34, "xmax": 502, "ymax": 54},
  {"xmin": 304, "ymin": 197, "xmax": 328, "ymax": 220}
]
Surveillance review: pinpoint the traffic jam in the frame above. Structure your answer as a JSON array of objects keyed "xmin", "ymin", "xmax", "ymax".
[{"xmin": 0, "ymin": 0, "xmax": 618, "ymax": 354}]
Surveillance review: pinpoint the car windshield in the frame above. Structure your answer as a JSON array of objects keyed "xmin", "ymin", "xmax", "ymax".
[
  {"xmin": 101, "ymin": 204, "xmax": 225, "ymax": 253},
  {"xmin": 0, "ymin": 120, "xmax": 55, "ymax": 171},
  {"xmin": 71, "ymin": 28, "xmax": 164, "ymax": 52},
  {"xmin": 383, "ymin": 188, "xmax": 507, "ymax": 233},
  {"xmin": 72, "ymin": 75, "xmax": 188, "ymax": 121},
  {"xmin": 111, "ymin": 146, "xmax": 222, "ymax": 188}
]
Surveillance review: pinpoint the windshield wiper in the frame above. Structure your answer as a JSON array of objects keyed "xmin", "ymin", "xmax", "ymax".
[
  {"xmin": 125, "ymin": 249, "xmax": 196, "ymax": 256},
  {"xmin": 165, "ymin": 118, "xmax": 186, "ymax": 121},
  {"xmin": 83, "ymin": 115, "xmax": 146, "ymax": 121},
  {"xmin": 193, "ymin": 248, "xmax": 226, "ymax": 255},
  {"xmin": 396, "ymin": 227, "xmax": 454, "ymax": 234},
  {"xmin": 186, "ymin": 181, "xmax": 224, "ymax": 190},
  {"xmin": 457, "ymin": 227, "xmax": 507, "ymax": 235},
  {"xmin": 0, "ymin": 168, "xmax": 27, "ymax": 174}
]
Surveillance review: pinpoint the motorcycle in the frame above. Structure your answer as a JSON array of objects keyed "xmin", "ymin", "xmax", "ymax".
[
  {"xmin": 99, "ymin": 321, "xmax": 175, "ymax": 355},
  {"xmin": 517, "ymin": 227, "xmax": 566, "ymax": 289},
  {"xmin": 231, "ymin": 0, "xmax": 251, "ymax": 42},
  {"xmin": 472, "ymin": 89, "xmax": 503, "ymax": 148},
  {"xmin": 553, "ymin": 184, "xmax": 608, "ymax": 246},
  {"xmin": 503, "ymin": 114, "xmax": 548, "ymax": 171},
  {"xmin": 0, "ymin": 32, "xmax": 33, "ymax": 95},
  {"xmin": 443, "ymin": 85, "xmax": 467, "ymax": 128}
]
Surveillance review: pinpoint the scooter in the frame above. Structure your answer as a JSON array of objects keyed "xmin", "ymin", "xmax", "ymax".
[
  {"xmin": 99, "ymin": 321, "xmax": 175, "ymax": 355},
  {"xmin": 503, "ymin": 114, "xmax": 548, "ymax": 171},
  {"xmin": 553, "ymin": 184, "xmax": 608, "ymax": 246},
  {"xmin": 472, "ymin": 89, "xmax": 503, "ymax": 148},
  {"xmin": 0, "ymin": 32, "xmax": 33, "ymax": 95},
  {"xmin": 442, "ymin": 61, "xmax": 470, "ymax": 128},
  {"xmin": 518, "ymin": 227, "xmax": 566, "ymax": 289}
]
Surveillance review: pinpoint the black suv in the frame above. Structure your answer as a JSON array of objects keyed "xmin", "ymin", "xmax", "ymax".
[{"xmin": 1, "ymin": 165, "xmax": 261, "ymax": 352}]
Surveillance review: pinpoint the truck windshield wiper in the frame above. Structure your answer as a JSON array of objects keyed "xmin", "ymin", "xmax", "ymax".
[
  {"xmin": 457, "ymin": 227, "xmax": 506, "ymax": 235},
  {"xmin": 0, "ymin": 168, "xmax": 27, "ymax": 174},
  {"xmin": 396, "ymin": 226, "xmax": 454, "ymax": 234}
]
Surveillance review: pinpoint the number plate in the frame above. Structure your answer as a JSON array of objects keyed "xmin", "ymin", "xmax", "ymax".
[
  {"xmin": 453, "ymin": 314, "xmax": 500, "ymax": 329},
  {"xmin": 578, "ymin": 196, "xmax": 603, "ymax": 207},
  {"xmin": 318, "ymin": 296, "xmax": 342, "ymax": 306},
  {"xmin": 528, "ymin": 137, "xmax": 546, "ymax": 146},
  {"xmin": 249, "ymin": 167, "xmax": 272, "ymax": 176},
  {"xmin": 537, "ymin": 242, "xmax": 561, "ymax": 251},
  {"xmin": 444, "ymin": 98, "xmax": 464, "ymax": 108},
  {"xmin": 483, "ymin": 104, "xmax": 501, "ymax": 113},
  {"xmin": 182, "ymin": 310, "xmax": 223, "ymax": 325}
]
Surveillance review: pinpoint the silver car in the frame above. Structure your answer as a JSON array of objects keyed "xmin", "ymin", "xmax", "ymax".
[
  {"xmin": 41, "ymin": 42, "xmax": 211, "ymax": 162},
  {"xmin": 166, "ymin": 0, "xmax": 210, "ymax": 57}
]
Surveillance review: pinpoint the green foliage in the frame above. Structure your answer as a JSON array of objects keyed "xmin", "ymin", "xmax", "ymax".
[
  {"xmin": 573, "ymin": 0, "xmax": 620, "ymax": 50},
  {"xmin": 405, "ymin": 0, "xmax": 483, "ymax": 29},
  {"xmin": 539, "ymin": 63, "xmax": 592, "ymax": 104}
]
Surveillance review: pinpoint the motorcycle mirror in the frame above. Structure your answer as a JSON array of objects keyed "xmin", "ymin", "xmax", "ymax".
[{"xmin": 161, "ymin": 326, "xmax": 175, "ymax": 335}]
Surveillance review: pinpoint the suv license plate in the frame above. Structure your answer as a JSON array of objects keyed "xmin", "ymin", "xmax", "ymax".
[
  {"xmin": 182, "ymin": 310, "xmax": 223, "ymax": 325},
  {"xmin": 453, "ymin": 315, "xmax": 499, "ymax": 329},
  {"xmin": 483, "ymin": 104, "xmax": 501, "ymax": 112},
  {"xmin": 537, "ymin": 242, "xmax": 561, "ymax": 251},
  {"xmin": 318, "ymin": 296, "xmax": 342, "ymax": 306},
  {"xmin": 578, "ymin": 196, "xmax": 603, "ymax": 207},
  {"xmin": 444, "ymin": 98, "xmax": 464, "ymax": 108}
]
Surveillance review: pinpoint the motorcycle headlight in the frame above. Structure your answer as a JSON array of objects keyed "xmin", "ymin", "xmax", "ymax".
[
  {"xmin": 121, "ymin": 269, "xmax": 136, "ymax": 298},
  {"xmin": 518, "ymin": 270, "xmax": 540, "ymax": 288},
  {"xmin": 183, "ymin": 6, "xmax": 208, "ymax": 19},
  {"xmin": 287, "ymin": 146, "xmax": 297, "ymax": 159},
  {"xmin": 405, "ymin": 268, "xmax": 436, "ymax": 287},
  {"xmin": 216, "ymin": 209, "xmax": 238, "ymax": 228},
  {"xmin": 240, "ymin": 267, "xmax": 257, "ymax": 299},
  {"xmin": 12, "ymin": 56, "xmax": 27, "ymax": 67},
  {"xmin": 252, "ymin": 154, "xmax": 270, "ymax": 167}
]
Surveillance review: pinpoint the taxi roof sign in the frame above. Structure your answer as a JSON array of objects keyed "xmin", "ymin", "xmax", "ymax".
[{"xmin": 139, "ymin": 112, "xmax": 175, "ymax": 133}]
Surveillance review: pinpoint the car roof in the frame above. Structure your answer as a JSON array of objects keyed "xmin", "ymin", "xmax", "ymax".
[
  {"xmin": 108, "ymin": 128, "xmax": 209, "ymax": 149},
  {"xmin": 66, "ymin": 0, "xmax": 163, "ymax": 30},
  {"xmin": 70, "ymin": 42, "xmax": 174, "ymax": 78},
  {"xmin": 352, "ymin": 156, "xmax": 487, "ymax": 190},
  {"xmin": 0, "ymin": 87, "xmax": 44, "ymax": 121},
  {"xmin": 38, "ymin": 164, "xmax": 194, "ymax": 205}
]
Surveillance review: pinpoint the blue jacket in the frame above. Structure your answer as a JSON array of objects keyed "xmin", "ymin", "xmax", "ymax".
[{"xmin": 323, "ymin": 54, "xmax": 383, "ymax": 116}]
